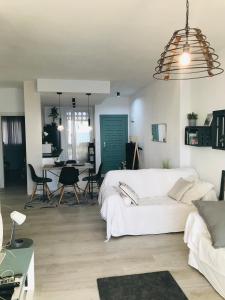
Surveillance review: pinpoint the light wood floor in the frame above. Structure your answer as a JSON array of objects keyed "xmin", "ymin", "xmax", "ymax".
[{"xmin": 0, "ymin": 187, "xmax": 222, "ymax": 300}]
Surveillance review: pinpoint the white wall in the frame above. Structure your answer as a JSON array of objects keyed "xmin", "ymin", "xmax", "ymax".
[
  {"xmin": 0, "ymin": 88, "xmax": 24, "ymax": 115},
  {"xmin": 130, "ymin": 80, "xmax": 180, "ymax": 169},
  {"xmin": 130, "ymin": 48, "xmax": 225, "ymax": 193},
  {"xmin": 95, "ymin": 96, "xmax": 130, "ymax": 170},
  {"xmin": 186, "ymin": 48, "xmax": 225, "ymax": 192},
  {"xmin": 0, "ymin": 88, "xmax": 24, "ymax": 188},
  {"xmin": 24, "ymin": 81, "xmax": 42, "ymax": 194}
]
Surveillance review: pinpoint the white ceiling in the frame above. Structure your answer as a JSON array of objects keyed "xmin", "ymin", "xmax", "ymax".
[
  {"xmin": 41, "ymin": 92, "xmax": 108, "ymax": 106},
  {"xmin": 1, "ymin": 0, "xmax": 225, "ymax": 96}
]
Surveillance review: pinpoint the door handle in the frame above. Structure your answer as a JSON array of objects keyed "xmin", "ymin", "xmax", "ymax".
[{"xmin": 104, "ymin": 142, "xmax": 106, "ymax": 148}]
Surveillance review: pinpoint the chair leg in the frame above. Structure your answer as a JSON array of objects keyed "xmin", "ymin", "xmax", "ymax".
[
  {"xmin": 73, "ymin": 185, "xmax": 80, "ymax": 204},
  {"xmin": 84, "ymin": 182, "xmax": 89, "ymax": 199},
  {"xmin": 75, "ymin": 183, "xmax": 82, "ymax": 194},
  {"xmin": 31, "ymin": 184, "xmax": 37, "ymax": 200},
  {"xmin": 45, "ymin": 184, "xmax": 51, "ymax": 200},
  {"xmin": 59, "ymin": 186, "xmax": 65, "ymax": 206}
]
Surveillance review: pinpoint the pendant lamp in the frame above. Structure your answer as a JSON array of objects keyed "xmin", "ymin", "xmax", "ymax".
[
  {"xmin": 153, "ymin": 0, "xmax": 223, "ymax": 80},
  {"xmin": 86, "ymin": 93, "xmax": 92, "ymax": 128},
  {"xmin": 57, "ymin": 92, "xmax": 64, "ymax": 131}
]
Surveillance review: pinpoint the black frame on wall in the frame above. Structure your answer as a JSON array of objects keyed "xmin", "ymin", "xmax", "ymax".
[{"xmin": 212, "ymin": 109, "xmax": 225, "ymax": 150}]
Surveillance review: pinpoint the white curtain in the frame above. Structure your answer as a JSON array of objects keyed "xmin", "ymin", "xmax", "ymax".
[
  {"xmin": 60, "ymin": 108, "xmax": 92, "ymax": 162},
  {"xmin": 2, "ymin": 117, "xmax": 22, "ymax": 145}
]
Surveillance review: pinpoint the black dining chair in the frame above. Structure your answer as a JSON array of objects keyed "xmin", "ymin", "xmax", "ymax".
[
  {"xmin": 28, "ymin": 164, "xmax": 52, "ymax": 201},
  {"xmin": 66, "ymin": 160, "xmax": 77, "ymax": 165},
  {"xmin": 58, "ymin": 167, "xmax": 80, "ymax": 205},
  {"xmin": 82, "ymin": 163, "xmax": 103, "ymax": 198}
]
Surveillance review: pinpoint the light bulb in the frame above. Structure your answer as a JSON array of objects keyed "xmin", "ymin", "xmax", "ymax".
[
  {"xmin": 57, "ymin": 125, "xmax": 64, "ymax": 131},
  {"xmin": 179, "ymin": 51, "xmax": 191, "ymax": 66}
]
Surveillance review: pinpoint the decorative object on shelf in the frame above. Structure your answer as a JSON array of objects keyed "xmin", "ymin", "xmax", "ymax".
[
  {"xmin": 116, "ymin": 92, "xmax": 120, "ymax": 97},
  {"xmin": 86, "ymin": 93, "xmax": 92, "ymax": 129},
  {"xmin": 204, "ymin": 113, "xmax": 213, "ymax": 126},
  {"xmin": 212, "ymin": 109, "xmax": 225, "ymax": 150},
  {"xmin": 48, "ymin": 106, "xmax": 59, "ymax": 123},
  {"xmin": 153, "ymin": 0, "xmax": 223, "ymax": 80},
  {"xmin": 152, "ymin": 124, "xmax": 167, "ymax": 142},
  {"xmin": 187, "ymin": 112, "xmax": 198, "ymax": 126},
  {"xmin": 185, "ymin": 126, "xmax": 212, "ymax": 147},
  {"xmin": 57, "ymin": 92, "xmax": 64, "ymax": 131}
]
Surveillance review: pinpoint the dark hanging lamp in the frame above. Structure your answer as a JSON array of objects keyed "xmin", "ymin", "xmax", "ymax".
[
  {"xmin": 72, "ymin": 97, "xmax": 76, "ymax": 109},
  {"xmin": 86, "ymin": 93, "xmax": 91, "ymax": 127},
  {"xmin": 57, "ymin": 92, "xmax": 64, "ymax": 131},
  {"xmin": 153, "ymin": 0, "xmax": 223, "ymax": 80}
]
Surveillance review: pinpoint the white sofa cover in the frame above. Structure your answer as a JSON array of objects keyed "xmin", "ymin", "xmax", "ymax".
[
  {"xmin": 99, "ymin": 168, "xmax": 200, "ymax": 240},
  {"xmin": 184, "ymin": 211, "xmax": 225, "ymax": 298}
]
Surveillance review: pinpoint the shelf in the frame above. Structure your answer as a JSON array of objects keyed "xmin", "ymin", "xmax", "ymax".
[{"xmin": 185, "ymin": 126, "xmax": 212, "ymax": 147}]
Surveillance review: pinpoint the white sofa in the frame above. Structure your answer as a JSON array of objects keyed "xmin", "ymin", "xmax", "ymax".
[
  {"xmin": 184, "ymin": 211, "xmax": 225, "ymax": 298},
  {"xmin": 99, "ymin": 167, "xmax": 209, "ymax": 241}
]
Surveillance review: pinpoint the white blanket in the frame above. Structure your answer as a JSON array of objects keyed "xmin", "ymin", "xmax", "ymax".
[
  {"xmin": 184, "ymin": 212, "xmax": 225, "ymax": 298},
  {"xmin": 101, "ymin": 194, "xmax": 194, "ymax": 240},
  {"xmin": 99, "ymin": 168, "xmax": 199, "ymax": 240}
]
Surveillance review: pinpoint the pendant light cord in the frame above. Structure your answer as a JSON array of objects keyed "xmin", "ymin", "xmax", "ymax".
[
  {"xmin": 88, "ymin": 94, "xmax": 90, "ymax": 118},
  {"xmin": 58, "ymin": 94, "xmax": 61, "ymax": 116},
  {"xmin": 185, "ymin": 0, "xmax": 189, "ymax": 31}
]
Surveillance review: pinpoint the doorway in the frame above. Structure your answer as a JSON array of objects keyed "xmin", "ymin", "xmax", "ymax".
[
  {"xmin": 100, "ymin": 115, "xmax": 128, "ymax": 173},
  {"xmin": 1, "ymin": 116, "xmax": 26, "ymax": 187}
]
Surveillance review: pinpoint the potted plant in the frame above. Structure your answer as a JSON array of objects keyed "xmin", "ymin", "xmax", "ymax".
[
  {"xmin": 48, "ymin": 107, "xmax": 59, "ymax": 123},
  {"xmin": 187, "ymin": 112, "xmax": 198, "ymax": 126}
]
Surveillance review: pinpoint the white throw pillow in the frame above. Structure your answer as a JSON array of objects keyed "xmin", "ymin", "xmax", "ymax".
[
  {"xmin": 119, "ymin": 182, "xmax": 139, "ymax": 205},
  {"xmin": 120, "ymin": 192, "xmax": 132, "ymax": 206},
  {"xmin": 181, "ymin": 180, "xmax": 214, "ymax": 205},
  {"xmin": 168, "ymin": 178, "xmax": 194, "ymax": 201}
]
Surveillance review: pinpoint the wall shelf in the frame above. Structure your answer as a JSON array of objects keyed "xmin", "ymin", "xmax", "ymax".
[{"xmin": 185, "ymin": 126, "xmax": 212, "ymax": 147}]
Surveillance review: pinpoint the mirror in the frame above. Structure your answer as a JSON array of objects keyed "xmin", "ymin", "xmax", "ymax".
[{"xmin": 152, "ymin": 123, "xmax": 167, "ymax": 143}]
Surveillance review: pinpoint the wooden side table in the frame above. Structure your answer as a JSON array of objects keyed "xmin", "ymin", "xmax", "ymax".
[{"xmin": 0, "ymin": 246, "xmax": 34, "ymax": 300}]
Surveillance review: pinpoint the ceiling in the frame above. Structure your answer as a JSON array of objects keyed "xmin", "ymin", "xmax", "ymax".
[{"xmin": 1, "ymin": 0, "xmax": 225, "ymax": 97}]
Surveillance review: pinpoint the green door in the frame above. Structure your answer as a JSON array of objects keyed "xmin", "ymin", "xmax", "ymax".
[{"xmin": 100, "ymin": 115, "xmax": 128, "ymax": 173}]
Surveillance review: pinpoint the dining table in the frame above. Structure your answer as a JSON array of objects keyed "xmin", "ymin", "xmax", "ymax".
[{"xmin": 42, "ymin": 162, "xmax": 94, "ymax": 199}]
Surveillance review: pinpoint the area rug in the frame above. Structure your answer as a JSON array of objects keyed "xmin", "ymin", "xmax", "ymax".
[
  {"xmin": 97, "ymin": 271, "xmax": 188, "ymax": 300},
  {"xmin": 24, "ymin": 193, "xmax": 98, "ymax": 209}
]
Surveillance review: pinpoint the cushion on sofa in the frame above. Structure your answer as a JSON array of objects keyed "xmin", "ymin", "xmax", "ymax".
[
  {"xmin": 119, "ymin": 182, "xmax": 139, "ymax": 205},
  {"xmin": 193, "ymin": 200, "xmax": 225, "ymax": 248},
  {"xmin": 181, "ymin": 181, "xmax": 214, "ymax": 205},
  {"xmin": 120, "ymin": 192, "xmax": 132, "ymax": 206},
  {"xmin": 168, "ymin": 178, "xmax": 193, "ymax": 201}
]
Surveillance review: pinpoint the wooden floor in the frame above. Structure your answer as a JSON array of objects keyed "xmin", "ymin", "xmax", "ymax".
[{"xmin": 0, "ymin": 187, "xmax": 222, "ymax": 300}]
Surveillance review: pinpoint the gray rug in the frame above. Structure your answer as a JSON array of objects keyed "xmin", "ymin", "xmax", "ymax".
[
  {"xmin": 24, "ymin": 193, "xmax": 97, "ymax": 209},
  {"xmin": 97, "ymin": 271, "xmax": 188, "ymax": 300}
]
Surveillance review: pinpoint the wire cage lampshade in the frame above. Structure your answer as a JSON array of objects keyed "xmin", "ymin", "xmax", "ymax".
[{"xmin": 153, "ymin": 0, "xmax": 224, "ymax": 80}]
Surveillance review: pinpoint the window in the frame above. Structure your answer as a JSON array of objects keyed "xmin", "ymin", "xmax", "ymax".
[
  {"xmin": 2, "ymin": 117, "xmax": 23, "ymax": 145},
  {"xmin": 61, "ymin": 110, "xmax": 91, "ymax": 162}
]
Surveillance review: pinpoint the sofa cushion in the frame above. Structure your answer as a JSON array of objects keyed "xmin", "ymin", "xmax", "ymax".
[
  {"xmin": 168, "ymin": 178, "xmax": 193, "ymax": 201},
  {"xmin": 119, "ymin": 182, "xmax": 139, "ymax": 205},
  {"xmin": 181, "ymin": 181, "xmax": 214, "ymax": 205},
  {"xmin": 193, "ymin": 200, "xmax": 225, "ymax": 248}
]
